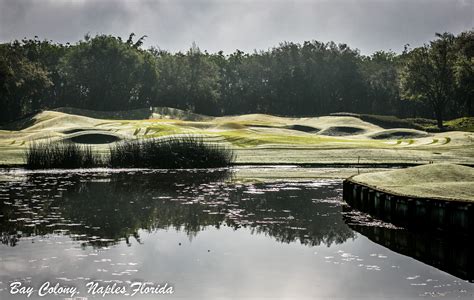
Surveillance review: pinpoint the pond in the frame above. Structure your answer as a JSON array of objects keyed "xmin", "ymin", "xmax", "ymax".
[{"xmin": 0, "ymin": 168, "xmax": 472, "ymax": 299}]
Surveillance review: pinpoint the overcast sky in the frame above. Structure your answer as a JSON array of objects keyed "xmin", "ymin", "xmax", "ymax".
[{"xmin": 0, "ymin": 0, "xmax": 472, "ymax": 55}]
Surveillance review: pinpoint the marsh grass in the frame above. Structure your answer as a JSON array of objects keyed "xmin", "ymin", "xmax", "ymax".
[
  {"xmin": 109, "ymin": 135, "xmax": 235, "ymax": 168},
  {"xmin": 25, "ymin": 141, "xmax": 105, "ymax": 169},
  {"xmin": 25, "ymin": 136, "xmax": 235, "ymax": 169}
]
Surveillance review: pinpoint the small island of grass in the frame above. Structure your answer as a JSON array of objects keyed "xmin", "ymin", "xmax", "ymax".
[
  {"xmin": 348, "ymin": 163, "xmax": 474, "ymax": 202},
  {"xmin": 343, "ymin": 163, "xmax": 474, "ymax": 234}
]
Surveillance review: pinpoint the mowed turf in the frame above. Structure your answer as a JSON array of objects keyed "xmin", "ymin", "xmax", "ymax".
[
  {"xmin": 0, "ymin": 108, "xmax": 473, "ymax": 166},
  {"xmin": 349, "ymin": 163, "xmax": 474, "ymax": 202}
]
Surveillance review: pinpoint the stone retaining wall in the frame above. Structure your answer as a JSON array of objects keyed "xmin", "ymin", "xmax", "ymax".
[{"xmin": 343, "ymin": 179, "xmax": 474, "ymax": 234}]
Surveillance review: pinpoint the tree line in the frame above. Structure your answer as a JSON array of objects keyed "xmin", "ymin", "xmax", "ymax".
[{"xmin": 1, "ymin": 31, "xmax": 472, "ymax": 127}]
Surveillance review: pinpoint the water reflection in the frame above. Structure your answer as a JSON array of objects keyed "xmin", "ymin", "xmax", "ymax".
[
  {"xmin": 1, "ymin": 170, "xmax": 473, "ymax": 299},
  {"xmin": 348, "ymin": 223, "xmax": 474, "ymax": 282},
  {"xmin": 0, "ymin": 170, "xmax": 355, "ymax": 249}
]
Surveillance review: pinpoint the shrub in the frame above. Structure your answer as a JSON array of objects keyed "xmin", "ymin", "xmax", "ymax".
[
  {"xmin": 25, "ymin": 141, "xmax": 104, "ymax": 169},
  {"xmin": 444, "ymin": 117, "xmax": 474, "ymax": 132}
]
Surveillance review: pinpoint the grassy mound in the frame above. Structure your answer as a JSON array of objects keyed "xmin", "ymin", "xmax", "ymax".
[
  {"xmin": 25, "ymin": 141, "xmax": 104, "ymax": 169},
  {"xmin": 214, "ymin": 122, "xmax": 247, "ymax": 130},
  {"xmin": 369, "ymin": 129, "xmax": 429, "ymax": 140},
  {"xmin": 55, "ymin": 106, "xmax": 209, "ymax": 121},
  {"xmin": 150, "ymin": 107, "xmax": 210, "ymax": 121},
  {"xmin": 62, "ymin": 128, "xmax": 104, "ymax": 134},
  {"xmin": 23, "ymin": 111, "xmax": 100, "ymax": 131},
  {"xmin": 350, "ymin": 163, "xmax": 474, "ymax": 202},
  {"xmin": 330, "ymin": 113, "xmax": 423, "ymax": 130},
  {"xmin": 109, "ymin": 136, "xmax": 235, "ymax": 168},
  {"xmin": 318, "ymin": 126, "xmax": 365, "ymax": 136},
  {"xmin": 54, "ymin": 107, "xmax": 152, "ymax": 120},
  {"xmin": 214, "ymin": 113, "xmax": 290, "ymax": 125},
  {"xmin": 2, "ymin": 108, "xmax": 473, "ymax": 167}
]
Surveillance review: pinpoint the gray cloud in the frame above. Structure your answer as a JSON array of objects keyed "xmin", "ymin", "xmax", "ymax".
[{"xmin": 0, "ymin": 0, "xmax": 472, "ymax": 54}]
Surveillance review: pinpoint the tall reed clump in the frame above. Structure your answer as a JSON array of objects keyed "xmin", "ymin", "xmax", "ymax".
[
  {"xmin": 109, "ymin": 135, "xmax": 235, "ymax": 168},
  {"xmin": 25, "ymin": 141, "xmax": 104, "ymax": 169}
]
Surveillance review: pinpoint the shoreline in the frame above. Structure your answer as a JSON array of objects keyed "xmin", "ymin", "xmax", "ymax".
[{"xmin": 1, "ymin": 161, "xmax": 474, "ymax": 169}]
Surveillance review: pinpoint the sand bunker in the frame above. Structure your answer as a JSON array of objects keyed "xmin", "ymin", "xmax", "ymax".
[
  {"xmin": 318, "ymin": 126, "xmax": 366, "ymax": 136},
  {"xmin": 63, "ymin": 132, "xmax": 122, "ymax": 144},
  {"xmin": 285, "ymin": 125, "xmax": 320, "ymax": 133},
  {"xmin": 369, "ymin": 129, "xmax": 430, "ymax": 140}
]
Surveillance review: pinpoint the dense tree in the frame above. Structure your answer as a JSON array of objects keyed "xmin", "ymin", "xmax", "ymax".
[
  {"xmin": 361, "ymin": 51, "xmax": 401, "ymax": 115},
  {"xmin": 452, "ymin": 31, "xmax": 474, "ymax": 116},
  {"xmin": 60, "ymin": 34, "xmax": 159, "ymax": 110},
  {"xmin": 400, "ymin": 33, "xmax": 458, "ymax": 128},
  {"xmin": 153, "ymin": 45, "xmax": 220, "ymax": 114},
  {"xmin": 0, "ymin": 31, "xmax": 472, "ymax": 125},
  {"xmin": 182, "ymin": 44, "xmax": 220, "ymax": 114},
  {"xmin": 0, "ymin": 43, "xmax": 51, "ymax": 122},
  {"xmin": 14, "ymin": 38, "xmax": 69, "ymax": 109}
]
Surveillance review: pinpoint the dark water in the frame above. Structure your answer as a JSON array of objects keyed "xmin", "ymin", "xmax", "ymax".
[{"xmin": 0, "ymin": 169, "xmax": 472, "ymax": 299}]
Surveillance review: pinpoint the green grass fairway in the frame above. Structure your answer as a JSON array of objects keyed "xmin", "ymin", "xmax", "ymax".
[{"xmin": 1, "ymin": 108, "xmax": 473, "ymax": 166}]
